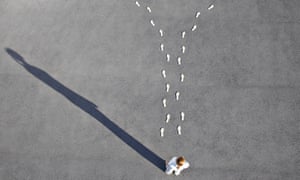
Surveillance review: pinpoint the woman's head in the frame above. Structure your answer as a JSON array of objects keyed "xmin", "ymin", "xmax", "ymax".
[{"xmin": 176, "ymin": 156, "xmax": 185, "ymax": 166}]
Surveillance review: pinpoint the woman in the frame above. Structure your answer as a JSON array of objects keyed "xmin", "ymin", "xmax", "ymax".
[{"xmin": 165, "ymin": 156, "xmax": 190, "ymax": 176}]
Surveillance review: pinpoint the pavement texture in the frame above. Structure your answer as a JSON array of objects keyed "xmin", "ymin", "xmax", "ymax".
[{"xmin": 0, "ymin": 0, "xmax": 299, "ymax": 179}]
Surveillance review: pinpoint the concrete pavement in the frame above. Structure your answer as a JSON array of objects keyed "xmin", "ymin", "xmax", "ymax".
[{"xmin": 0, "ymin": 0, "xmax": 299, "ymax": 179}]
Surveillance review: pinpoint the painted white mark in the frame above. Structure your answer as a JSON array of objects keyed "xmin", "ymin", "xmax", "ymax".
[
  {"xmin": 175, "ymin": 91, "xmax": 180, "ymax": 101},
  {"xmin": 181, "ymin": 31, "xmax": 186, "ymax": 39},
  {"xmin": 182, "ymin": 45, "xmax": 186, "ymax": 54},
  {"xmin": 166, "ymin": 53, "xmax": 170, "ymax": 62},
  {"xmin": 150, "ymin": 19, "xmax": 155, "ymax": 26},
  {"xmin": 160, "ymin": 127, "xmax": 165, "ymax": 137},
  {"xmin": 177, "ymin": 57, "xmax": 182, "ymax": 65},
  {"xmin": 166, "ymin": 83, "xmax": 170, "ymax": 92},
  {"xmin": 180, "ymin": 112, "xmax": 185, "ymax": 121},
  {"xmin": 135, "ymin": 1, "xmax": 140, "ymax": 7},
  {"xmin": 180, "ymin": 73, "xmax": 185, "ymax": 82},
  {"xmin": 159, "ymin": 29, "xmax": 164, "ymax": 37},
  {"xmin": 208, "ymin": 4, "xmax": 214, "ymax": 10},
  {"xmin": 162, "ymin": 69, "xmax": 166, "ymax": 78},
  {"xmin": 177, "ymin": 125, "xmax": 182, "ymax": 135},
  {"xmin": 192, "ymin": 24, "xmax": 197, "ymax": 31},
  {"xmin": 146, "ymin": 6, "xmax": 152, "ymax": 13},
  {"xmin": 162, "ymin": 98, "xmax": 167, "ymax": 107},
  {"xmin": 196, "ymin": 11, "xmax": 201, "ymax": 18},
  {"xmin": 160, "ymin": 43, "xmax": 164, "ymax": 51},
  {"xmin": 166, "ymin": 113, "xmax": 171, "ymax": 123}
]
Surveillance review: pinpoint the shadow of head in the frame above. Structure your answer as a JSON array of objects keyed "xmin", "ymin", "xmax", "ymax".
[{"xmin": 5, "ymin": 48, "xmax": 27, "ymax": 66}]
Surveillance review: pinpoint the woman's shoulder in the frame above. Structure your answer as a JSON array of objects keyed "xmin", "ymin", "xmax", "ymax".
[{"xmin": 168, "ymin": 157, "xmax": 178, "ymax": 164}]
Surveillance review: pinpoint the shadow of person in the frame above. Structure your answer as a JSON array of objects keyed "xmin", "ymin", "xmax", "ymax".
[{"xmin": 5, "ymin": 48, "xmax": 166, "ymax": 172}]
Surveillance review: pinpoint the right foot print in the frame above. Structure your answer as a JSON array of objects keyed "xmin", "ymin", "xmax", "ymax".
[
  {"xmin": 166, "ymin": 54, "xmax": 170, "ymax": 62},
  {"xmin": 195, "ymin": 11, "xmax": 201, "ymax": 18},
  {"xmin": 166, "ymin": 83, "xmax": 170, "ymax": 92},
  {"xmin": 175, "ymin": 91, "xmax": 180, "ymax": 101},
  {"xmin": 182, "ymin": 46, "xmax": 186, "ymax": 54},
  {"xmin": 147, "ymin": 6, "xmax": 152, "ymax": 13},
  {"xmin": 159, "ymin": 29, "xmax": 164, "ymax": 37},
  {"xmin": 180, "ymin": 73, "xmax": 185, "ymax": 82},
  {"xmin": 161, "ymin": 69, "xmax": 166, "ymax": 78},
  {"xmin": 177, "ymin": 57, "xmax": 182, "ymax": 65},
  {"xmin": 160, "ymin": 43, "xmax": 164, "ymax": 51},
  {"xmin": 191, "ymin": 24, "xmax": 197, "ymax": 31},
  {"xmin": 180, "ymin": 112, "xmax": 185, "ymax": 121},
  {"xmin": 182, "ymin": 31, "xmax": 186, "ymax": 39},
  {"xmin": 162, "ymin": 98, "xmax": 167, "ymax": 107},
  {"xmin": 177, "ymin": 125, "xmax": 182, "ymax": 135},
  {"xmin": 135, "ymin": 1, "xmax": 140, "ymax": 7},
  {"xmin": 166, "ymin": 113, "xmax": 171, "ymax": 123},
  {"xmin": 160, "ymin": 127, "xmax": 165, "ymax": 137},
  {"xmin": 150, "ymin": 19, "xmax": 155, "ymax": 27}
]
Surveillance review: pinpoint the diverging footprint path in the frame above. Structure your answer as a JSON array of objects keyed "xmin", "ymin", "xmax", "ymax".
[{"xmin": 134, "ymin": 1, "xmax": 215, "ymax": 138}]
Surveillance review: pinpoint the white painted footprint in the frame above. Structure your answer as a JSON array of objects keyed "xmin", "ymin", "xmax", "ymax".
[
  {"xmin": 135, "ymin": 1, "xmax": 140, "ymax": 7},
  {"xmin": 177, "ymin": 125, "xmax": 182, "ymax": 135},
  {"xmin": 162, "ymin": 98, "xmax": 167, "ymax": 107},
  {"xmin": 160, "ymin": 127, "xmax": 165, "ymax": 137},
  {"xmin": 166, "ymin": 83, "xmax": 170, "ymax": 92},
  {"xmin": 146, "ymin": 6, "xmax": 152, "ymax": 13},
  {"xmin": 181, "ymin": 31, "xmax": 186, "ymax": 39},
  {"xmin": 195, "ymin": 11, "xmax": 201, "ymax": 18},
  {"xmin": 161, "ymin": 69, "xmax": 166, "ymax": 78},
  {"xmin": 159, "ymin": 29, "xmax": 164, "ymax": 37},
  {"xmin": 208, "ymin": 4, "xmax": 214, "ymax": 10},
  {"xmin": 180, "ymin": 73, "xmax": 185, "ymax": 82},
  {"xmin": 160, "ymin": 43, "xmax": 164, "ymax": 51},
  {"xmin": 177, "ymin": 57, "xmax": 182, "ymax": 65},
  {"xmin": 166, "ymin": 113, "xmax": 171, "ymax": 123},
  {"xmin": 180, "ymin": 112, "xmax": 185, "ymax": 121},
  {"xmin": 191, "ymin": 24, "xmax": 197, "ymax": 31},
  {"xmin": 175, "ymin": 91, "xmax": 180, "ymax": 101},
  {"xmin": 166, "ymin": 53, "xmax": 170, "ymax": 62},
  {"xmin": 182, "ymin": 46, "xmax": 186, "ymax": 54},
  {"xmin": 150, "ymin": 19, "xmax": 155, "ymax": 27}
]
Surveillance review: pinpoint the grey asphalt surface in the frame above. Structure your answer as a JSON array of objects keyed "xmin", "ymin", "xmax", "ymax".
[{"xmin": 0, "ymin": 0, "xmax": 299, "ymax": 179}]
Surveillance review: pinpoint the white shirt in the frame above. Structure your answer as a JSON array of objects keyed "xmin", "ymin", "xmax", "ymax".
[{"xmin": 165, "ymin": 157, "xmax": 190, "ymax": 175}]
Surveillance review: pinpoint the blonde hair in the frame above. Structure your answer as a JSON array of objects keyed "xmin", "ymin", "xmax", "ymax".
[{"xmin": 176, "ymin": 156, "xmax": 185, "ymax": 166}]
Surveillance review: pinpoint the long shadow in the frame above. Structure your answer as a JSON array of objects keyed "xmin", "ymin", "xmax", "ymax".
[{"xmin": 5, "ymin": 48, "xmax": 166, "ymax": 172}]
